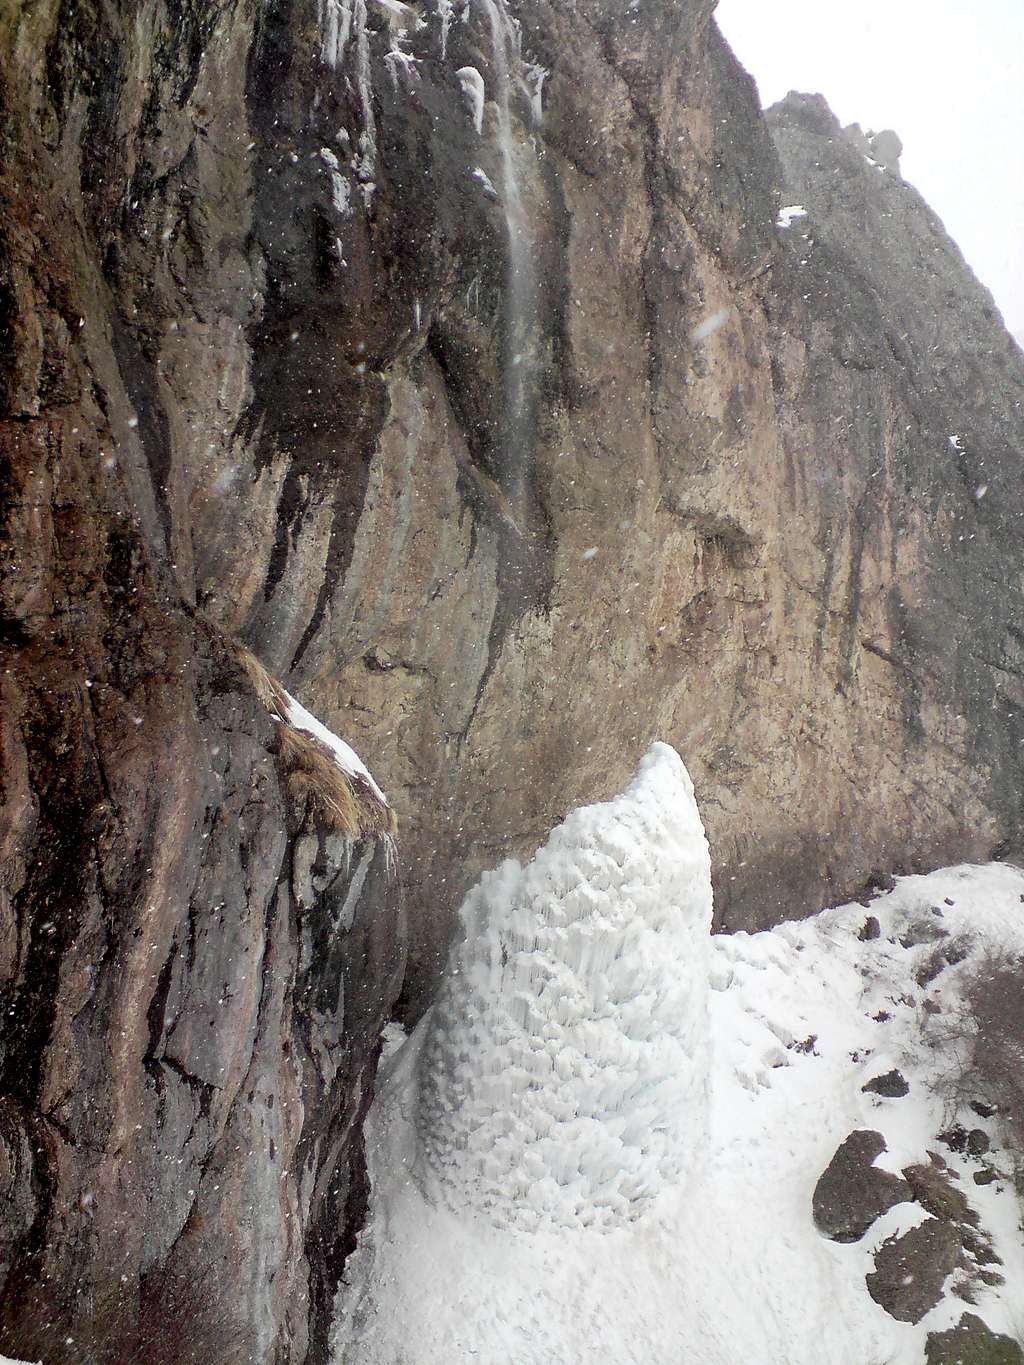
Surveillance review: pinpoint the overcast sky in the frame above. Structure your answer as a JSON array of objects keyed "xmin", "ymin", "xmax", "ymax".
[{"xmin": 715, "ymin": 0, "xmax": 1024, "ymax": 340}]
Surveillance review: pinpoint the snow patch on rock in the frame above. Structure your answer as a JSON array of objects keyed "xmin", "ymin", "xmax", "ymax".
[
  {"xmin": 280, "ymin": 688, "xmax": 389, "ymax": 805},
  {"xmin": 777, "ymin": 203, "xmax": 808, "ymax": 227}
]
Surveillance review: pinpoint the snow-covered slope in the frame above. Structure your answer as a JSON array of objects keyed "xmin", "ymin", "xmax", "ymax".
[{"xmin": 333, "ymin": 745, "xmax": 1024, "ymax": 1364}]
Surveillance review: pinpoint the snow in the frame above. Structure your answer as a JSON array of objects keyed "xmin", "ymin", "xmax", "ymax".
[
  {"xmin": 333, "ymin": 742, "xmax": 1024, "ymax": 1364},
  {"xmin": 689, "ymin": 307, "xmax": 730, "ymax": 343},
  {"xmin": 370, "ymin": 0, "xmax": 423, "ymax": 26},
  {"xmin": 472, "ymin": 166, "xmax": 497, "ymax": 198},
  {"xmin": 279, "ymin": 688, "xmax": 389, "ymax": 804},
  {"xmin": 456, "ymin": 66, "xmax": 485, "ymax": 135},
  {"xmin": 777, "ymin": 203, "xmax": 808, "ymax": 227}
]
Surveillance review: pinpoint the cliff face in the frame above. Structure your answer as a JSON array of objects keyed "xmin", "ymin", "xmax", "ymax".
[{"xmin": 1, "ymin": 0, "xmax": 1022, "ymax": 1356}]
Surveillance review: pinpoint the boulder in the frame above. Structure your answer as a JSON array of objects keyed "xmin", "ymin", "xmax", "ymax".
[
  {"xmin": 867, "ymin": 1219, "xmax": 962, "ymax": 1323},
  {"xmin": 926, "ymin": 1313, "xmax": 1024, "ymax": 1364},
  {"xmin": 812, "ymin": 1131, "xmax": 911, "ymax": 1242}
]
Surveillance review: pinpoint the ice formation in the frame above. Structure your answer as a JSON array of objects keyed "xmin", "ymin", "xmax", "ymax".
[
  {"xmin": 455, "ymin": 65, "xmax": 485, "ymax": 134},
  {"xmin": 777, "ymin": 203, "xmax": 808, "ymax": 227},
  {"xmin": 336, "ymin": 842, "xmax": 1024, "ymax": 1364},
  {"xmin": 319, "ymin": 0, "xmax": 353, "ymax": 68},
  {"xmin": 479, "ymin": 0, "xmax": 538, "ymax": 509},
  {"xmin": 320, "ymin": 147, "xmax": 352, "ymax": 216},
  {"xmin": 415, "ymin": 742, "xmax": 713, "ymax": 1229},
  {"xmin": 311, "ymin": 0, "xmax": 544, "ymax": 259}
]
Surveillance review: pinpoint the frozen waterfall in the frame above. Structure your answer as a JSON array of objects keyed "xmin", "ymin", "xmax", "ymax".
[
  {"xmin": 416, "ymin": 742, "xmax": 713, "ymax": 1229},
  {"xmin": 479, "ymin": 0, "xmax": 538, "ymax": 513}
]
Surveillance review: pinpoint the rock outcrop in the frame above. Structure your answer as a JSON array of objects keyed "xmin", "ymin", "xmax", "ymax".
[
  {"xmin": 2, "ymin": 0, "xmax": 1023, "ymax": 1355},
  {"xmin": 812, "ymin": 1130, "xmax": 911, "ymax": 1243},
  {"xmin": 0, "ymin": 588, "xmax": 403, "ymax": 1360}
]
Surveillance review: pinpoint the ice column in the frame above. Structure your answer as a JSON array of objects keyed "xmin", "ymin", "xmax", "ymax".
[{"xmin": 416, "ymin": 743, "xmax": 714, "ymax": 1231}]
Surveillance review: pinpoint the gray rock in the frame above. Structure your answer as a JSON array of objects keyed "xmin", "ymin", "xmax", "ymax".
[
  {"xmin": 813, "ymin": 1131, "xmax": 912, "ymax": 1242},
  {"xmin": 967, "ymin": 1128, "xmax": 992, "ymax": 1156},
  {"xmin": 863, "ymin": 1069, "xmax": 910, "ymax": 1098},
  {"xmin": 926, "ymin": 1313, "xmax": 1024, "ymax": 1364},
  {"xmin": 868, "ymin": 1219, "xmax": 963, "ymax": 1323}
]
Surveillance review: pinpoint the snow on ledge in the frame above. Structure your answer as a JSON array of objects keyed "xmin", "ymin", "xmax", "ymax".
[
  {"xmin": 279, "ymin": 689, "xmax": 389, "ymax": 806},
  {"xmin": 415, "ymin": 742, "xmax": 713, "ymax": 1230},
  {"xmin": 235, "ymin": 644, "xmax": 395, "ymax": 842},
  {"xmin": 776, "ymin": 204, "xmax": 807, "ymax": 228}
]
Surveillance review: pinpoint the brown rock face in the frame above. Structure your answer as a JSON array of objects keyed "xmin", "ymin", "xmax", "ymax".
[
  {"xmin": 0, "ymin": 8, "xmax": 404, "ymax": 1355},
  {"xmin": 2, "ymin": 0, "xmax": 1023, "ymax": 1356}
]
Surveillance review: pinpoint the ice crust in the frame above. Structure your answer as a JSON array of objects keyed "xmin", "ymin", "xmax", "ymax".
[{"xmin": 416, "ymin": 742, "xmax": 713, "ymax": 1229}]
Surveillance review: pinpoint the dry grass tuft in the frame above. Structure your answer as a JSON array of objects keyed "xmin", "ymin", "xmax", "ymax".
[
  {"xmin": 235, "ymin": 644, "xmax": 397, "ymax": 842},
  {"xmin": 276, "ymin": 722, "xmax": 397, "ymax": 840},
  {"xmin": 235, "ymin": 642, "xmax": 292, "ymax": 717}
]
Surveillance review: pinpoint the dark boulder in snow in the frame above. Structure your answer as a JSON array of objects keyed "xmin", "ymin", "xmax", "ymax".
[
  {"xmin": 812, "ymin": 1130, "xmax": 912, "ymax": 1242},
  {"xmin": 862, "ymin": 1069, "xmax": 910, "ymax": 1098},
  {"xmin": 867, "ymin": 1218, "xmax": 962, "ymax": 1323},
  {"xmin": 926, "ymin": 1313, "xmax": 1024, "ymax": 1364}
]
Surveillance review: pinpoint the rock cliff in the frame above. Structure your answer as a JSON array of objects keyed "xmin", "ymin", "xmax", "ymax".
[{"xmin": 1, "ymin": 0, "xmax": 1022, "ymax": 1357}]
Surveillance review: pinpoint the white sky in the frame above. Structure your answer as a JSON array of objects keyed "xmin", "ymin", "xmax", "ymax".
[{"xmin": 715, "ymin": 0, "xmax": 1024, "ymax": 339}]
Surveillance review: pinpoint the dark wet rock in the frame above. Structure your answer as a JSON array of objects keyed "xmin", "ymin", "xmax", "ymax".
[
  {"xmin": 925, "ymin": 1313, "xmax": 1024, "ymax": 1365},
  {"xmin": 967, "ymin": 1129, "xmax": 992, "ymax": 1157},
  {"xmin": 856, "ymin": 870, "xmax": 897, "ymax": 907},
  {"xmin": 859, "ymin": 915, "xmax": 882, "ymax": 941},
  {"xmin": 904, "ymin": 1160, "xmax": 978, "ymax": 1227},
  {"xmin": 812, "ymin": 1131, "xmax": 912, "ymax": 1243},
  {"xmin": 867, "ymin": 1219, "xmax": 962, "ymax": 1323},
  {"xmin": 863, "ymin": 1069, "xmax": 909, "ymax": 1098},
  {"xmin": 899, "ymin": 919, "xmax": 949, "ymax": 949},
  {"xmin": 0, "ymin": 611, "xmax": 404, "ymax": 1363}
]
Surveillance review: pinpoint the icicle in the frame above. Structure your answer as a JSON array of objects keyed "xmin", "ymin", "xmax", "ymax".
[
  {"xmin": 318, "ymin": 0, "xmax": 353, "ymax": 68},
  {"xmin": 437, "ymin": 0, "xmax": 454, "ymax": 57},
  {"xmin": 456, "ymin": 65, "xmax": 485, "ymax": 134},
  {"xmin": 524, "ymin": 61, "xmax": 547, "ymax": 124}
]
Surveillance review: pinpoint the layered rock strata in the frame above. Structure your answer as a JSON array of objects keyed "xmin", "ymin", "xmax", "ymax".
[{"xmin": 2, "ymin": 0, "xmax": 1023, "ymax": 1354}]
